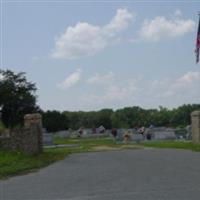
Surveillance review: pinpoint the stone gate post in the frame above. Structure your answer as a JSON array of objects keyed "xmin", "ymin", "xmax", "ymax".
[
  {"xmin": 24, "ymin": 113, "xmax": 43, "ymax": 154},
  {"xmin": 191, "ymin": 110, "xmax": 200, "ymax": 143}
]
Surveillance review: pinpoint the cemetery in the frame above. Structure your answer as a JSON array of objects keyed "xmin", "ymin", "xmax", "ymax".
[
  {"xmin": 51, "ymin": 126, "xmax": 190, "ymax": 144},
  {"xmin": 1, "ymin": 2, "xmax": 200, "ymax": 199},
  {"xmin": 0, "ymin": 70, "xmax": 200, "ymax": 199},
  {"xmin": 0, "ymin": 110, "xmax": 199, "ymax": 149},
  {"xmin": 0, "ymin": 117, "xmax": 194, "ymax": 154},
  {"xmin": 0, "ymin": 110, "xmax": 200, "ymax": 179},
  {"xmin": 0, "ymin": 111, "xmax": 200, "ymax": 178}
]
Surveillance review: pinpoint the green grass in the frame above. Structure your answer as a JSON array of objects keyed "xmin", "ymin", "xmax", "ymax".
[
  {"xmin": 54, "ymin": 137, "xmax": 200, "ymax": 152},
  {"xmin": 54, "ymin": 136, "xmax": 117, "ymax": 147},
  {"xmin": 141, "ymin": 141, "xmax": 200, "ymax": 152},
  {"xmin": 0, "ymin": 121, "xmax": 6, "ymax": 133},
  {"xmin": 0, "ymin": 148, "xmax": 72, "ymax": 179},
  {"xmin": 54, "ymin": 137, "xmax": 123, "ymax": 153},
  {"xmin": 1, "ymin": 137, "xmax": 200, "ymax": 179}
]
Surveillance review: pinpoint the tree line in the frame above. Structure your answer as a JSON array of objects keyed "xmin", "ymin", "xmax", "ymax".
[
  {"xmin": 1, "ymin": 70, "xmax": 200, "ymax": 131},
  {"xmin": 42, "ymin": 104, "xmax": 200, "ymax": 132}
]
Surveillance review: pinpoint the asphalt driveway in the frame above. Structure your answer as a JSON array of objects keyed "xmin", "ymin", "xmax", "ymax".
[{"xmin": 1, "ymin": 148, "xmax": 200, "ymax": 200}]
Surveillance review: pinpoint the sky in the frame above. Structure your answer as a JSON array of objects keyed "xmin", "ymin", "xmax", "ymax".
[{"xmin": 0, "ymin": 0, "xmax": 200, "ymax": 111}]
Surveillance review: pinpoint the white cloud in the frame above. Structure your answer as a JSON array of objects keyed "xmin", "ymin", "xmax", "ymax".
[
  {"xmin": 87, "ymin": 72, "xmax": 114, "ymax": 85},
  {"xmin": 84, "ymin": 72, "xmax": 139, "ymax": 103},
  {"xmin": 139, "ymin": 10, "xmax": 195, "ymax": 41},
  {"xmin": 52, "ymin": 23, "xmax": 106, "ymax": 59},
  {"xmin": 104, "ymin": 8, "xmax": 134, "ymax": 34},
  {"xmin": 167, "ymin": 71, "xmax": 200, "ymax": 94},
  {"xmin": 87, "ymin": 72, "xmax": 138, "ymax": 102},
  {"xmin": 104, "ymin": 81, "xmax": 138, "ymax": 101},
  {"xmin": 83, "ymin": 83, "xmax": 138, "ymax": 104},
  {"xmin": 58, "ymin": 69, "xmax": 82, "ymax": 89},
  {"xmin": 151, "ymin": 71, "xmax": 200, "ymax": 100},
  {"xmin": 82, "ymin": 70, "xmax": 200, "ymax": 109},
  {"xmin": 139, "ymin": 71, "xmax": 200, "ymax": 107},
  {"xmin": 177, "ymin": 71, "xmax": 200, "ymax": 83},
  {"xmin": 52, "ymin": 8, "xmax": 134, "ymax": 59}
]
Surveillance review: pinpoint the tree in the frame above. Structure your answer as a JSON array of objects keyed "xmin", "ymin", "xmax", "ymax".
[
  {"xmin": 0, "ymin": 70, "xmax": 39, "ymax": 127},
  {"xmin": 43, "ymin": 110, "xmax": 69, "ymax": 132},
  {"xmin": 170, "ymin": 104, "xmax": 200, "ymax": 127}
]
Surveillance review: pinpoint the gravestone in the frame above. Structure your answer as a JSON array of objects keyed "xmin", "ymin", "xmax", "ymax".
[
  {"xmin": 185, "ymin": 125, "xmax": 192, "ymax": 140},
  {"xmin": 43, "ymin": 128, "xmax": 53, "ymax": 146},
  {"xmin": 115, "ymin": 129, "xmax": 144, "ymax": 143},
  {"xmin": 97, "ymin": 125, "xmax": 105, "ymax": 133},
  {"xmin": 145, "ymin": 128, "xmax": 176, "ymax": 141},
  {"xmin": 131, "ymin": 134, "xmax": 144, "ymax": 142},
  {"xmin": 55, "ymin": 130, "xmax": 71, "ymax": 138},
  {"xmin": 175, "ymin": 128, "xmax": 187, "ymax": 139},
  {"xmin": 151, "ymin": 131, "xmax": 176, "ymax": 140},
  {"xmin": 191, "ymin": 110, "xmax": 200, "ymax": 143},
  {"xmin": 43, "ymin": 133, "xmax": 53, "ymax": 146}
]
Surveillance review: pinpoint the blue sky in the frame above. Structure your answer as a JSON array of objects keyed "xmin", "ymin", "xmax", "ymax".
[{"xmin": 1, "ymin": 0, "xmax": 200, "ymax": 111}]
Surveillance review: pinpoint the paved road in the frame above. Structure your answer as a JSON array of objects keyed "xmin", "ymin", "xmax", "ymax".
[{"xmin": 1, "ymin": 149, "xmax": 200, "ymax": 200}]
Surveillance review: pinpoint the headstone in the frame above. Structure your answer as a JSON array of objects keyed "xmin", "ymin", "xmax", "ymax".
[
  {"xmin": 83, "ymin": 129, "xmax": 93, "ymax": 135},
  {"xmin": 174, "ymin": 128, "xmax": 187, "ymax": 139},
  {"xmin": 131, "ymin": 134, "xmax": 144, "ymax": 142},
  {"xmin": 98, "ymin": 125, "xmax": 106, "ymax": 133},
  {"xmin": 185, "ymin": 125, "xmax": 192, "ymax": 140},
  {"xmin": 151, "ymin": 131, "xmax": 176, "ymax": 140},
  {"xmin": 114, "ymin": 129, "xmax": 123, "ymax": 141},
  {"xmin": 55, "ymin": 130, "xmax": 70, "ymax": 138},
  {"xmin": 43, "ymin": 133, "xmax": 53, "ymax": 146},
  {"xmin": 81, "ymin": 129, "xmax": 92, "ymax": 138},
  {"xmin": 115, "ymin": 129, "xmax": 144, "ymax": 143},
  {"xmin": 191, "ymin": 110, "xmax": 200, "ymax": 143}
]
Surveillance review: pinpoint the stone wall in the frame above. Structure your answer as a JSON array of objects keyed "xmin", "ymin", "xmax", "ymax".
[
  {"xmin": 0, "ymin": 113, "xmax": 43, "ymax": 155},
  {"xmin": 0, "ymin": 137, "xmax": 10, "ymax": 149}
]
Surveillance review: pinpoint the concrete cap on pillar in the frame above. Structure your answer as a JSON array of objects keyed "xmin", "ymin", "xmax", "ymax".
[
  {"xmin": 24, "ymin": 113, "xmax": 42, "ymax": 128},
  {"xmin": 24, "ymin": 113, "xmax": 41, "ymax": 120},
  {"xmin": 191, "ymin": 110, "xmax": 200, "ymax": 117}
]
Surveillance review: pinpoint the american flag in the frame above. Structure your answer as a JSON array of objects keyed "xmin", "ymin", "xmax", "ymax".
[{"xmin": 195, "ymin": 15, "xmax": 200, "ymax": 63}]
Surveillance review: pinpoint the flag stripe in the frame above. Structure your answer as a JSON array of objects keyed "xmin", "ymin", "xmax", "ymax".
[{"xmin": 195, "ymin": 16, "xmax": 200, "ymax": 63}]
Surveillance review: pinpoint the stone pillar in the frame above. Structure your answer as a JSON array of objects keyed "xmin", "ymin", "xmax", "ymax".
[
  {"xmin": 191, "ymin": 110, "xmax": 200, "ymax": 143},
  {"xmin": 24, "ymin": 113, "xmax": 43, "ymax": 154}
]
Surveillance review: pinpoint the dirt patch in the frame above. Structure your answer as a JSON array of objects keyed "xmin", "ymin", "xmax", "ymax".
[
  {"xmin": 120, "ymin": 144, "xmax": 143, "ymax": 149},
  {"xmin": 92, "ymin": 145, "xmax": 120, "ymax": 151},
  {"xmin": 92, "ymin": 145, "xmax": 142, "ymax": 151}
]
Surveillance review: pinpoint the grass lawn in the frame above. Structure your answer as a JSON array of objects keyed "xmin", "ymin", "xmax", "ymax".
[
  {"xmin": 54, "ymin": 137, "xmax": 200, "ymax": 152},
  {"xmin": 0, "ymin": 148, "xmax": 71, "ymax": 179},
  {"xmin": 0, "ymin": 121, "xmax": 6, "ymax": 133},
  {"xmin": 141, "ymin": 140, "xmax": 200, "ymax": 152},
  {"xmin": 54, "ymin": 136, "xmax": 117, "ymax": 147},
  {"xmin": 1, "ymin": 137, "xmax": 200, "ymax": 179}
]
